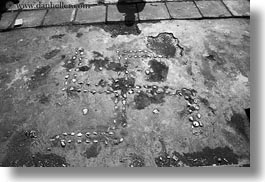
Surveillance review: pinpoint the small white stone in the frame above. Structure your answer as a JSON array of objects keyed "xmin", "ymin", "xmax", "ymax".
[
  {"xmin": 192, "ymin": 121, "xmax": 200, "ymax": 127},
  {"xmin": 197, "ymin": 113, "xmax": 201, "ymax": 119},
  {"xmin": 153, "ymin": 108, "xmax": 160, "ymax": 114},
  {"xmin": 82, "ymin": 108, "xmax": 88, "ymax": 115},
  {"xmin": 77, "ymin": 132, "xmax": 83, "ymax": 137}
]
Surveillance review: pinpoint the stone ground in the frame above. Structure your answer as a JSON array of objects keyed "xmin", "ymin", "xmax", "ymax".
[{"xmin": 0, "ymin": 0, "xmax": 250, "ymax": 167}]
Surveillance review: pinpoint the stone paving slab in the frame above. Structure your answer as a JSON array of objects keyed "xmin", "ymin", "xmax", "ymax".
[
  {"xmin": 167, "ymin": 1, "xmax": 202, "ymax": 19},
  {"xmin": 0, "ymin": 0, "xmax": 250, "ymax": 31},
  {"xmin": 43, "ymin": 9, "xmax": 75, "ymax": 26},
  {"xmin": 75, "ymin": 6, "xmax": 106, "ymax": 24},
  {"xmin": 223, "ymin": 0, "xmax": 250, "ymax": 16},
  {"xmin": 138, "ymin": 3, "xmax": 170, "ymax": 21},
  {"xmin": 0, "ymin": 12, "xmax": 18, "ymax": 30},
  {"xmin": 107, "ymin": 4, "xmax": 139, "ymax": 22},
  {"xmin": 195, "ymin": 0, "xmax": 231, "ymax": 17},
  {"xmin": 15, "ymin": 10, "xmax": 47, "ymax": 28}
]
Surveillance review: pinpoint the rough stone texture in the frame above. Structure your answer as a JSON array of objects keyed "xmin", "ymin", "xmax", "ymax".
[
  {"xmin": 107, "ymin": 4, "xmax": 139, "ymax": 22},
  {"xmin": 195, "ymin": 0, "xmax": 232, "ymax": 17},
  {"xmin": 43, "ymin": 9, "xmax": 74, "ymax": 26},
  {"xmin": 138, "ymin": 3, "xmax": 170, "ymax": 21},
  {"xmin": 167, "ymin": 1, "xmax": 202, "ymax": 19},
  {"xmin": 15, "ymin": 10, "xmax": 47, "ymax": 28},
  {"xmin": 0, "ymin": 18, "xmax": 250, "ymax": 167},
  {"xmin": 75, "ymin": 6, "xmax": 106, "ymax": 24},
  {"xmin": 223, "ymin": 0, "xmax": 250, "ymax": 16},
  {"xmin": 0, "ymin": 12, "xmax": 18, "ymax": 30}
]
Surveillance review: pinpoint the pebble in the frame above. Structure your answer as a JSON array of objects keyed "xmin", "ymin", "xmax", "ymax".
[
  {"xmin": 93, "ymin": 139, "xmax": 98, "ymax": 143},
  {"xmin": 77, "ymin": 140, "xmax": 82, "ymax": 144},
  {"xmin": 119, "ymin": 138, "xmax": 124, "ymax": 143},
  {"xmin": 70, "ymin": 132, "xmax": 75, "ymax": 136},
  {"xmin": 85, "ymin": 132, "xmax": 91, "ymax": 137},
  {"xmin": 93, "ymin": 131, "xmax": 98, "ymax": 135},
  {"xmin": 145, "ymin": 70, "xmax": 150, "ymax": 75},
  {"xmin": 67, "ymin": 140, "xmax": 72, "ymax": 143},
  {"xmin": 82, "ymin": 108, "xmax": 89, "ymax": 115},
  {"xmin": 65, "ymin": 75, "xmax": 70, "ymax": 79},
  {"xmin": 197, "ymin": 113, "xmax": 201, "ymax": 119},
  {"xmin": 77, "ymin": 132, "xmax": 83, "ymax": 137},
  {"xmin": 60, "ymin": 140, "xmax": 66, "ymax": 148},
  {"xmin": 153, "ymin": 108, "xmax": 160, "ymax": 114},
  {"xmin": 189, "ymin": 116, "xmax": 194, "ymax": 122},
  {"xmin": 62, "ymin": 132, "xmax": 68, "ymax": 136},
  {"xmin": 85, "ymin": 139, "xmax": 90, "ymax": 144},
  {"xmin": 192, "ymin": 121, "xmax": 200, "ymax": 127}
]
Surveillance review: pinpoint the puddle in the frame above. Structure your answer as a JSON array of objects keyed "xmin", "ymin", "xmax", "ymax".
[
  {"xmin": 147, "ymin": 33, "xmax": 184, "ymax": 58},
  {"xmin": 146, "ymin": 59, "xmax": 169, "ymax": 82}
]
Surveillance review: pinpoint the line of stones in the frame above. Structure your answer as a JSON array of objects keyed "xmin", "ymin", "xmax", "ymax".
[{"xmin": 48, "ymin": 48, "xmax": 204, "ymax": 153}]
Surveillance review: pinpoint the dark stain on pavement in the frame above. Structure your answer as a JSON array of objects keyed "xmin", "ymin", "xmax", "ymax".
[
  {"xmin": 50, "ymin": 34, "xmax": 65, "ymax": 39},
  {"xmin": 129, "ymin": 153, "xmax": 145, "ymax": 167},
  {"xmin": 111, "ymin": 76, "xmax": 135, "ymax": 95},
  {"xmin": 84, "ymin": 143, "xmax": 102, "ymax": 159},
  {"xmin": 147, "ymin": 33, "xmax": 184, "ymax": 58},
  {"xmin": 63, "ymin": 57, "xmax": 76, "ymax": 71},
  {"xmin": 96, "ymin": 23, "xmax": 141, "ymax": 38},
  {"xmin": 155, "ymin": 146, "xmax": 238, "ymax": 167},
  {"xmin": 43, "ymin": 49, "xmax": 61, "ymax": 60},
  {"xmin": 90, "ymin": 51, "xmax": 110, "ymax": 71},
  {"xmin": 27, "ymin": 65, "xmax": 51, "ymax": 90},
  {"xmin": 134, "ymin": 90, "xmax": 165, "ymax": 110},
  {"xmin": 228, "ymin": 112, "xmax": 249, "ymax": 141},
  {"xmin": 146, "ymin": 59, "xmax": 169, "ymax": 82},
  {"xmin": 1, "ymin": 131, "xmax": 33, "ymax": 167},
  {"xmin": 32, "ymin": 153, "xmax": 68, "ymax": 167}
]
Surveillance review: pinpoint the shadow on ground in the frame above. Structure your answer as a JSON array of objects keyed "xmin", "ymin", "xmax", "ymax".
[{"xmin": 117, "ymin": 0, "xmax": 146, "ymax": 27}]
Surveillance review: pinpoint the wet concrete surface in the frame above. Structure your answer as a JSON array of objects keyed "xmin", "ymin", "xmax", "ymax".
[{"xmin": 0, "ymin": 19, "xmax": 250, "ymax": 167}]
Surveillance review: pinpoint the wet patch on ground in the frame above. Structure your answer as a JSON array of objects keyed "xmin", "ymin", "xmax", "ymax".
[
  {"xmin": 147, "ymin": 33, "xmax": 184, "ymax": 58},
  {"xmin": 89, "ymin": 51, "xmax": 110, "ymax": 71},
  {"xmin": 27, "ymin": 65, "xmax": 51, "ymax": 90},
  {"xmin": 155, "ymin": 146, "xmax": 238, "ymax": 167},
  {"xmin": 43, "ymin": 49, "xmax": 61, "ymax": 60},
  {"xmin": 95, "ymin": 23, "xmax": 141, "ymax": 38},
  {"xmin": 227, "ymin": 112, "xmax": 249, "ymax": 141},
  {"xmin": 146, "ymin": 59, "xmax": 169, "ymax": 82},
  {"xmin": 111, "ymin": 77, "xmax": 135, "ymax": 95},
  {"xmin": 84, "ymin": 143, "xmax": 102, "ymax": 159},
  {"xmin": 134, "ymin": 90, "xmax": 165, "ymax": 110}
]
